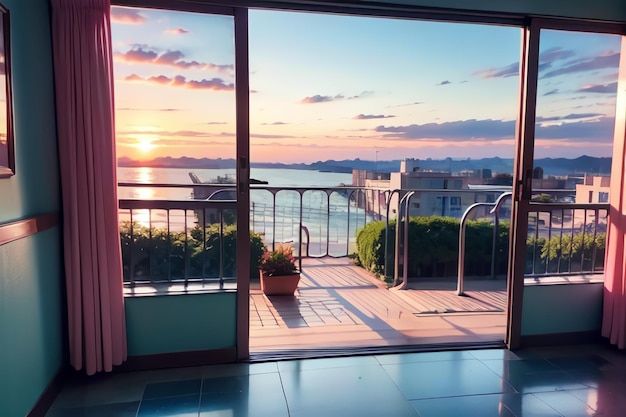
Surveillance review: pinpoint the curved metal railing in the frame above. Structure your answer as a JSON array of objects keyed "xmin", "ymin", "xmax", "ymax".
[
  {"xmin": 391, "ymin": 191, "xmax": 415, "ymax": 289},
  {"xmin": 456, "ymin": 192, "xmax": 512, "ymax": 295}
]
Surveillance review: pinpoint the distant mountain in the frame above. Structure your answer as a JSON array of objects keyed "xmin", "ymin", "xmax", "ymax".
[
  {"xmin": 534, "ymin": 156, "xmax": 612, "ymax": 176},
  {"xmin": 118, "ymin": 156, "xmax": 235, "ymax": 169},
  {"xmin": 117, "ymin": 155, "xmax": 612, "ymax": 177}
]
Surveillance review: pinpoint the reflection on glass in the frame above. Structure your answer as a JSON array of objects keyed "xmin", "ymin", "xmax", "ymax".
[
  {"xmin": 0, "ymin": 3, "xmax": 13, "ymax": 177},
  {"xmin": 525, "ymin": 29, "xmax": 620, "ymax": 280}
]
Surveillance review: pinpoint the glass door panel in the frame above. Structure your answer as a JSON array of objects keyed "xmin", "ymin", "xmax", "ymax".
[
  {"xmin": 112, "ymin": 6, "xmax": 238, "ymax": 288},
  {"xmin": 527, "ymin": 29, "xmax": 619, "ymax": 278}
]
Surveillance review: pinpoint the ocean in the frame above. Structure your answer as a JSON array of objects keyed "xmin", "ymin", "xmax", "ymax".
[
  {"xmin": 117, "ymin": 167, "xmax": 368, "ymax": 257},
  {"xmin": 117, "ymin": 167, "xmax": 352, "ymax": 199}
]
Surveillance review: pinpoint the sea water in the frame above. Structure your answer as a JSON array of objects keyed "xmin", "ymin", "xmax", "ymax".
[{"xmin": 117, "ymin": 167, "xmax": 370, "ymax": 256}]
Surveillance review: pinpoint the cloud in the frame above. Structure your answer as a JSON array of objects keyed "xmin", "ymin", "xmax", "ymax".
[
  {"xmin": 111, "ymin": 7, "xmax": 146, "ymax": 24},
  {"xmin": 114, "ymin": 47, "xmax": 234, "ymax": 74},
  {"xmin": 539, "ymin": 47, "xmax": 576, "ymax": 64},
  {"xmin": 117, "ymin": 107, "xmax": 182, "ymax": 112},
  {"xmin": 348, "ymin": 91, "xmax": 374, "ymax": 99},
  {"xmin": 474, "ymin": 47, "xmax": 576, "ymax": 79},
  {"xmin": 164, "ymin": 28, "xmax": 189, "ymax": 35},
  {"xmin": 437, "ymin": 80, "xmax": 452, "ymax": 86},
  {"xmin": 474, "ymin": 62, "xmax": 518, "ymax": 79},
  {"xmin": 375, "ymin": 116, "xmax": 615, "ymax": 142},
  {"xmin": 543, "ymin": 89, "xmax": 559, "ymax": 96},
  {"xmin": 376, "ymin": 119, "xmax": 516, "ymax": 140},
  {"xmin": 117, "ymin": 129, "xmax": 215, "ymax": 138},
  {"xmin": 125, "ymin": 74, "xmax": 143, "ymax": 82},
  {"xmin": 155, "ymin": 50, "xmax": 184, "ymax": 65},
  {"xmin": 251, "ymin": 133, "xmax": 299, "ymax": 139},
  {"xmin": 124, "ymin": 74, "xmax": 234, "ymax": 91},
  {"xmin": 117, "ymin": 47, "xmax": 158, "ymax": 64},
  {"xmin": 117, "ymin": 137, "xmax": 235, "ymax": 148},
  {"xmin": 207, "ymin": 122, "xmax": 227, "ymax": 125},
  {"xmin": 543, "ymin": 52, "xmax": 619, "ymax": 78},
  {"xmin": 536, "ymin": 117, "xmax": 615, "ymax": 141},
  {"xmin": 577, "ymin": 82, "xmax": 618, "ymax": 94},
  {"xmin": 387, "ymin": 102, "xmax": 423, "ymax": 108},
  {"xmin": 261, "ymin": 121, "xmax": 288, "ymax": 125},
  {"xmin": 301, "ymin": 94, "xmax": 344, "ymax": 104},
  {"xmin": 353, "ymin": 114, "xmax": 395, "ymax": 120},
  {"xmin": 536, "ymin": 113, "xmax": 604, "ymax": 122}
]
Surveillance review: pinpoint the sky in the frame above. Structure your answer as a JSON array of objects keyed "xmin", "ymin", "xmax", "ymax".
[{"xmin": 111, "ymin": 7, "xmax": 621, "ymax": 164}]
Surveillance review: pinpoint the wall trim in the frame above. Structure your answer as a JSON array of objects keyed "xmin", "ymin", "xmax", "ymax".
[
  {"xmin": 519, "ymin": 331, "xmax": 604, "ymax": 348},
  {"xmin": 26, "ymin": 366, "xmax": 69, "ymax": 417},
  {"xmin": 0, "ymin": 212, "xmax": 60, "ymax": 246},
  {"xmin": 117, "ymin": 347, "xmax": 237, "ymax": 372}
]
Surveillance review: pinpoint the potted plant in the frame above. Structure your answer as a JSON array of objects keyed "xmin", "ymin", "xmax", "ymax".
[{"xmin": 259, "ymin": 243, "xmax": 300, "ymax": 296}]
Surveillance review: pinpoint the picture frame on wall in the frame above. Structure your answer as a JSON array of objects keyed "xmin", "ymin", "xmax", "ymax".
[{"xmin": 0, "ymin": 2, "xmax": 14, "ymax": 178}]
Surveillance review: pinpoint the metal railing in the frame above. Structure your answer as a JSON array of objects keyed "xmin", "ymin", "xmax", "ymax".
[
  {"xmin": 248, "ymin": 186, "xmax": 382, "ymax": 258},
  {"xmin": 391, "ymin": 191, "xmax": 415, "ymax": 289},
  {"xmin": 118, "ymin": 183, "xmax": 609, "ymax": 288},
  {"xmin": 457, "ymin": 192, "xmax": 512, "ymax": 295},
  {"xmin": 525, "ymin": 202, "xmax": 608, "ymax": 278},
  {"xmin": 119, "ymin": 198, "xmax": 237, "ymax": 288}
]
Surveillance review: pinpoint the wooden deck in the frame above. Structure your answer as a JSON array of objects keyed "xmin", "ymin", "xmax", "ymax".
[{"xmin": 250, "ymin": 257, "xmax": 507, "ymax": 354}]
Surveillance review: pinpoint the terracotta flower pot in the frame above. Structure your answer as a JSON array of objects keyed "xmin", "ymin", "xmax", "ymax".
[{"xmin": 260, "ymin": 270, "xmax": 300, "ymax": 296}]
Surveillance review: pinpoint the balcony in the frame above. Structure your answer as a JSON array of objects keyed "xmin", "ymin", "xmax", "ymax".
[{"xmin": 118, "ymin": 184, "xmax": 608, "ymax": 353}]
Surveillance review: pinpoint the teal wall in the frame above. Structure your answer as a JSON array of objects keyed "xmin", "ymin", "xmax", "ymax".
[
  {"xmin": 0, "ymin": 0, "xmax": 64, "ymax": 416},
  {"xmin": 521, "ymin": 283, "xmax": 603, "ymax": 335},
  {"xmin": 125, "ymin": 293, "xmax": 237, "ymax": 356}
]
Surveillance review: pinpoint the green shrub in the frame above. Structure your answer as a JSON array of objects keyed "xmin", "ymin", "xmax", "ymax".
[
  {"xmin": 120, "ymin": 221, "xmax": 265, "ymax": 282},
  {"xmin": 527, "ymin": 231, "xmax": 606, "ymax": 274},
  {"xmin": 356, "ymin": 215, "xmax": 606, "ymax": 280},
  {"xmin": 355, "ymin": 220, "xmax": 388, "ymax": 277}
]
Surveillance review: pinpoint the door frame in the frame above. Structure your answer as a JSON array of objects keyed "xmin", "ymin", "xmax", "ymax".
[
  {"xmin": 234, "ymin": 7, "xmax": 251, "ymax": 361},
  {"xmin": 506, "ymin": 18, "xmax": 626, "ymax": 349}
]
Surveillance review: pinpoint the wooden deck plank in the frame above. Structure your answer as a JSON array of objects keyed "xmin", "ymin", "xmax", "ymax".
[{"xmin": 250, "ymin": 258, "xmax": 507, "ymax": 352}]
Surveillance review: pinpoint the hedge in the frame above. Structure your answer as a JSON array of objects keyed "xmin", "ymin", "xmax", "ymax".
[
  {"xmin": 120, "ymin": 221, "xmax": 265, "ymax": 282},
  {"xmin": 526, "ymin": 232, "xmax": 606, "ymax": 274},
  {"xmin": 355, "ymin": 216, "xmax": 605, "ymax": 280}
]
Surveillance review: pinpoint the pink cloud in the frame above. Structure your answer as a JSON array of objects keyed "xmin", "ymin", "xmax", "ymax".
[
  {"xmin": 111, "ymin": 7, "xmax": 145, "ymax": 24},
  {"xmin": 164, "ymin": 28, "xmax": 189, "ymax": 35},
  {"xmin": 114, "ymin": 47, "xmax": 233, "ymax": 74},
  {"xmin": 124, "ymin": 74, "xmax": 234, "ymax": 91},
  {"xmin": 116, "ymin": 48, "xmax": 158, "ymax": 64}
]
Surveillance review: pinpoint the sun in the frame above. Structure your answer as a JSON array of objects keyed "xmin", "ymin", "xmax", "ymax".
[{"xmin": 131, "ymin": 134, "xmax": 158, "ymax": 154}]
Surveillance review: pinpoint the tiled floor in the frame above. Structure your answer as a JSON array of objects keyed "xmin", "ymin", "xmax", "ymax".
[{"xmin": 47, "ymin": 343, "xmax": 626, "ymax": 416}]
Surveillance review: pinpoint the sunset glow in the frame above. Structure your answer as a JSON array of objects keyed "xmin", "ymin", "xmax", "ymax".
[{"xmin": 111, "ymin": 7, "xmax": 620, "ymax": 164}]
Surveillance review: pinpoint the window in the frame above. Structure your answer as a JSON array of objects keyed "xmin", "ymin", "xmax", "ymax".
[
  {"xmin": 111, "ymin": 6, "xmax": 238, "ymax": 287},
  {"xmin": 599, "ymin": 192, "xmax": 609, "ymax": 203}
]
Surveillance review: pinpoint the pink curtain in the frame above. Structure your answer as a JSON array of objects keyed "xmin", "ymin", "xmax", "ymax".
[
  {"xmin": 51, "ymin": 0, "xmax": 127, "ymax": 374},
  {"xmin": 602, "ymin": 38, "xmax": 626, "ymax": 349}
]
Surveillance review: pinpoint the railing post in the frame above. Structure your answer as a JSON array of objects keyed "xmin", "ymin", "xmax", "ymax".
[
  {"xmin": 298, "ymin": 190, "xmax": 303, "ymax": 272},
  {"xmin": 385, "ymin": 189, "xmax": 401, "ymax": 282},
  {"xmin": 401, "ymin": 192, "xmax": 413, "ymax": 289},
  {"xmin": 346, "ymin": 189, "xmax": 353, "ymax": 257},
  {"xmin": 393, "ymin": 194, "xmax": 403, "ymax": 287},
  {"xmin": 458, "ymin": 202, "xmax": 492, "ymax": 296},
  {"xmin": 393, "ymin": 191, "xmax": 414, "ymax": 289},
  {"xmin": 490, "ymin": 192, "xmax": 512, "ymax": 279},
  {"xmin": 326, "ymin": 190, "xmax": 331, "ymax": 256}
]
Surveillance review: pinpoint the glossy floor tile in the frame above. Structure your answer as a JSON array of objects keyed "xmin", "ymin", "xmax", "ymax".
[{"xmin": 46, "ymin": 343, "xmax": 626, "ymax": 417}]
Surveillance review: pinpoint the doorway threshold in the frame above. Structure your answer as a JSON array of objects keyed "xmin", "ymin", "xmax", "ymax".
[{"xmin": 249, "ymin": 340, "xmax": 507, "ymax": 363}]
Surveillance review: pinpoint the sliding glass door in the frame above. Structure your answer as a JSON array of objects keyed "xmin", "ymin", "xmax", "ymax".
[
  {"xmin": 112, "ymin": 3, "xmax": 251, "ymax": 358},
  {"xmin": 507, "ymin": 19, "xmax": 623, "ymax": 347}
]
